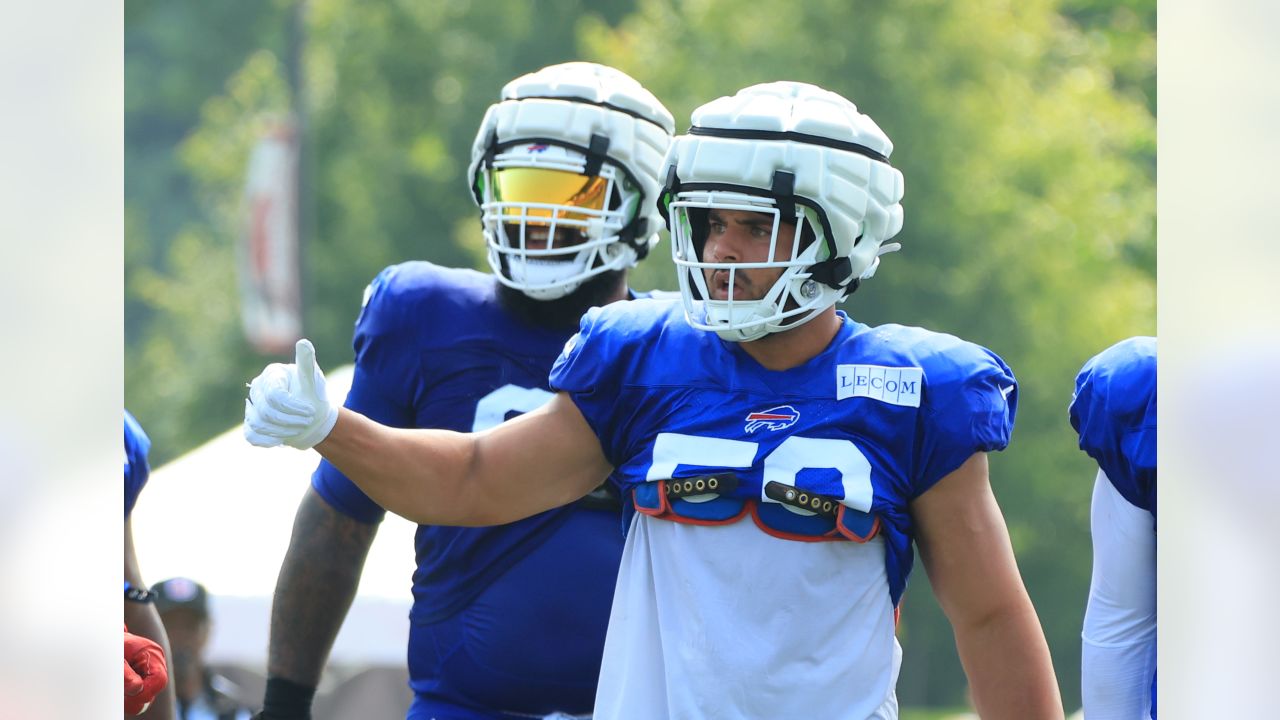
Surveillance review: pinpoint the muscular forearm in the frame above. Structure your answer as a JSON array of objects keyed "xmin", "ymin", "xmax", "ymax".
[
  {"xmin": 267, "ymin": 489, "xmax": 378, "ymax": 684},
  {"xmin": 316, "ymin": 406, "xmax": 601, "ymax": 526},
  {"xmin": 955, "ymin": 603, "xmax": 1063, "ymax": 720},
  {"xmin": 912, "ymin": 455, "xmax": 1064, "ymax": 719},
  {"xmin": 315, "ymin": 409, "xmax": 486, "ymax": 525}
]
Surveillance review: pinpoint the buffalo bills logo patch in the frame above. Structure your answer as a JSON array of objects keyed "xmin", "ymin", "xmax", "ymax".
[
  {"xmin": 527, "ymin": 143, "xmax": 549, "ymax": 153},
  {"xmin": 744, "ymin": 405, "xmax": 800, "ymax": 433}
]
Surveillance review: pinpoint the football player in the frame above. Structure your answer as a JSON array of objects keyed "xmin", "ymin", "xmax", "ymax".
[
  {"xmin": 125, "ymin": 410, "xmax": 174, "ymax": 718},
  {"xmin": 1070, "ymin": 337, "xmax": 1157, "ymax": 719},
  {"xmin": 245, "ymin": 81, "xmax": 1062, "ymax": 718},
  {"xmin": 251, "ymin": 62, "xmax": 675, "ymax": 720}
]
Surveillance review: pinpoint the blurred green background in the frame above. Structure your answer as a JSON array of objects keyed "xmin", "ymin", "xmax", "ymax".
[{"xmin": 125, "ymin": 0, "xmax": 1153, "ymax": 711}]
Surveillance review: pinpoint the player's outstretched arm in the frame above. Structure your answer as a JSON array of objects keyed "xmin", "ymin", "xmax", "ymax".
[
  {"xmin": 245, "ymin": 340, "xmax": 612, "ymax": 526},
  {"xmin": 911, "ymin": 453, "xmax": 1064, "ymax": 720},
  {"xmin": 319, "ymin": 395, "xmax": 609, "ymax": 525}
]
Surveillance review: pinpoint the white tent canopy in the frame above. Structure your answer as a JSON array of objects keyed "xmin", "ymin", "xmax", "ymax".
[{"xmin": 130, "ymin": 365, "xmax": 418, "ymax": 667}]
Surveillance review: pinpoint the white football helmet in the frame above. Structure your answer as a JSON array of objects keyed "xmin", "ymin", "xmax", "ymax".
[
  {"xmin": 660, "ymin": 81, "xmax": 906, "ymax": 342},
  {"xmin": 468, "ymin": 62, "xmax": 675, "ymax": 300}
]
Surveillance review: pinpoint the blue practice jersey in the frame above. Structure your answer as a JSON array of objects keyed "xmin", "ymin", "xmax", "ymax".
[
  {"xmin": 1070, "ymin": 336, "xmax": 1157, "ymax": 518},
  {"xmin": 124, "ymin": 410, "xmax": 151, "ymax": 519},
  {"xmin": 312, "ymin": 262, "xmax": 629, "ymax": 717},
  {"xmin": 550, "ymin": 299, "xmax": 1017, "ymax": 607}
]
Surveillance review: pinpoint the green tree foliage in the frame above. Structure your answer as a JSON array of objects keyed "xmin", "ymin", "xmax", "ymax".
[
  {"xmin": 126, "ymin": 0, "xmax": 1152, "ymax": 709},
  {"xmin": 126, "ymin": 0, "xmax": 292, "ymax": 460},
  {"xmin": 126, "ymin": 0, "xmax": 633, "ymax": 462}
]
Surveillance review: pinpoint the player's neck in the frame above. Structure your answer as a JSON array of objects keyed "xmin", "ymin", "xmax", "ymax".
[
  {"xmin": 497, "ymin": 269, "xmax": 628, "ymax": 330},
  {"xmin": 739, "ymin": 307, "xmax": 841, "ymax": 371}
]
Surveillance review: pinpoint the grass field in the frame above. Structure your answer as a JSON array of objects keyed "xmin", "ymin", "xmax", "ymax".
[{"xmin": 900, "ymin": 709, "xmax": 970, "ymax": 720}]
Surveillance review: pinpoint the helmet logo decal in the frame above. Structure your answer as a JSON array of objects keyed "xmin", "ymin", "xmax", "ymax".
[
  {"xmin": 744, "ymin": 405, "xmax": 800, "ymax": 433},
  {"xmin": 527, "ymin": 144, "xmax": 549, "ymax": 153}
]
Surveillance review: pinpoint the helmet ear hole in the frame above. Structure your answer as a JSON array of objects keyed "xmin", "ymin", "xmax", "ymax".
[
  {"xmin": 797, "ymin": 219, "xmax": 817, "ymax": 255},
  {"xmin": 686, "ymin": 208, "xmax": 709, "ymax": 254}
]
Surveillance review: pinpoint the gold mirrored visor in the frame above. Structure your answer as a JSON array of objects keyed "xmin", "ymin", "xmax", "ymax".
[{"xmin": 493, "ymin": 167, "xmax": 608, "ymax": 223}]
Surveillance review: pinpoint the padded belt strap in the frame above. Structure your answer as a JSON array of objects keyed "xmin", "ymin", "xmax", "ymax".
[
  {"xmin": 663, "ymin": 473, "xmax": 739, "ymax": 499},
  {"xmin": 762, "ymin": 480, "xmax": 843, "ymax": 518}
]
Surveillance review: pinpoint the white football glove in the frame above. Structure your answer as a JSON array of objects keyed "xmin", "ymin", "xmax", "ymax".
[{"xmin": 243, "ymin": 339, "xmax": 339, "ymax": 450}]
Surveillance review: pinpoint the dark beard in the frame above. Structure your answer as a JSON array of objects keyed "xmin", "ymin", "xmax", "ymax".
[{"xmin": 497, "ymin": 268, "xmax": 627, "ymax": 331}]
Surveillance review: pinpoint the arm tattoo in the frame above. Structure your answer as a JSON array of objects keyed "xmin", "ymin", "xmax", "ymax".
[{"xmin": 266, "ymin": 488, "xmax": 379, "ymax": 683}]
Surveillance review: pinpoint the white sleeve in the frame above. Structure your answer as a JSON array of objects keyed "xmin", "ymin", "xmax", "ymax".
[{"xmin": 1081, "ymin": 469, "xmax": 1157, "ymax": 719}]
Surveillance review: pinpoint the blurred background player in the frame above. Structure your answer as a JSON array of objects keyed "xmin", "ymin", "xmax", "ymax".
[
  {"xmin": 252, "ymin": 62, "xmax": 674, "ymax": 720},
  {"xmin": 126, "ymin": 409, "xmax": 176, "ymax": 718},
  {"xmin": 1070, "ymin": 337, "xmax": 1157, "ymax": 719},
  {"xmin": 154, "ymin": 577, "xmax": 255, "ymax": 720},
  {"xmin": 245, "ymin": 81, "xmax": 1063, "ymax": 718}
]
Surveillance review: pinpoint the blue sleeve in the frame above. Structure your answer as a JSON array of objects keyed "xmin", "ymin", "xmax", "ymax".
[
  {"xmin": 915, "ymin": 345, "xmax": 1018, "ymax": 495},
  {"xmin": 1069, "ymin": 337, "xmax": 1157, "ymax": 514},
  {"xmin": 123, "ymin": 410, "xmax": 152, "ymax": 518},
  {"xmin": 311, "ymin": 268, "xmax": 421, "ymax": 524},
  {"xmin": 548, "ymin": 307, "xmax": 627, "ymax": 466}
]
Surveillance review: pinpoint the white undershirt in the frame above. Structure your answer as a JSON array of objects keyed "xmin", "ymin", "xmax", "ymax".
[
  {"xmin": 1081, "ymin": 470, "xmax": 1157, "ymax": 719},
  {"xmin": 594, "ymin": 513, "xmax": 901, "ymax": 720}
]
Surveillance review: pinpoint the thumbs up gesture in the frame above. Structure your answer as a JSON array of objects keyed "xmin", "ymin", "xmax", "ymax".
[{"xmin": 244, "ymin": 339, "xmax": 339, "ymax": 450}]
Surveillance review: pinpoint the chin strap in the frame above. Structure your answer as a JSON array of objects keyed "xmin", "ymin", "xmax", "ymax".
[
  {"xmin": 770, "ymin": 170, "xmax": 796, "ymax": 222},
  {"xmin": 808, "ymin": 256, "xmax": 854, "ymax": 291},
  {"xmin": 583, "ymin": 133, "xmax": 610, "ymax": 177},
  {"xmin": 773, "ymin": 169, "xmax": 854, "ymax": 294},
  {"xmin": 585, "ymin": 131, "xmax": 649, "ymax": 262},
  {"xmin": 809, "ymin": 238, "xmax": 903, "ymax": 297}
]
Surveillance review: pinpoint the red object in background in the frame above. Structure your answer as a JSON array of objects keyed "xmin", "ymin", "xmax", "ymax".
[
  {"xmin": 124, "ymin": 625, "xmax": 168, "ymax": 716},
  {"xmin": 239, "ymin": 117, "xmax": 303, "ymax": 354}
]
